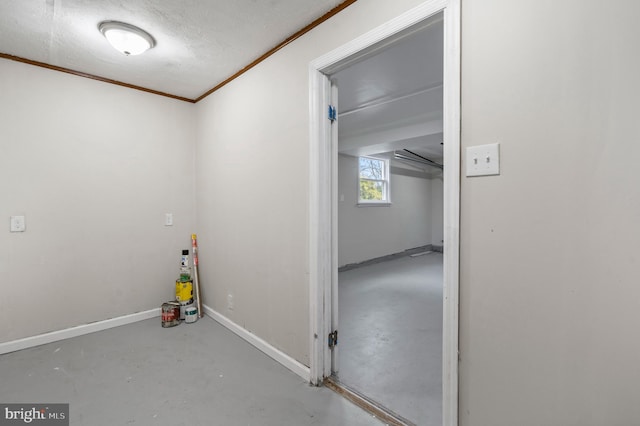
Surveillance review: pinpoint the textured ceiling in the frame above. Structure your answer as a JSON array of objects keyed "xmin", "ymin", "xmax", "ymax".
[{"xmin": 0, "ymin": 0, "xmax": 345, "ymax": 100}]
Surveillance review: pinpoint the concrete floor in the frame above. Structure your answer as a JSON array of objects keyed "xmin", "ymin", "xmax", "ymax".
[
  {"xmin": 336, "ymin": 253, "xmax": 443, "ymax": 425},
  {"xmin": 0, "ymin": 316, "xmax": 381, "ymax": 426}
]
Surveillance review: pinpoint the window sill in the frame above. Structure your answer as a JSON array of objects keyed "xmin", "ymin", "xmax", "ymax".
[{"xmin": 357, "ymin": 202, "xmax": 391, "ymax": 207}]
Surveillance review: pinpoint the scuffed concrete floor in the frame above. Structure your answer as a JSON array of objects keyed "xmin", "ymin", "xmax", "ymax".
[
  {"xmin": 0, "ymin": 316, "xmax": 383, "ymax": 426},
  {"xmin": 336, "ymin": 253, "xmax": 443, "ymax": 426}
]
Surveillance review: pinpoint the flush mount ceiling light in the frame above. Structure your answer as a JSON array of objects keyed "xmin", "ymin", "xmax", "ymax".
[{"xmin": 99, "ymin": 21, "xmax": 155, "ymax": 56}]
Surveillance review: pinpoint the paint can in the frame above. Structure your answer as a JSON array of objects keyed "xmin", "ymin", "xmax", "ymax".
[
  {"xmin": 179, "ymin": 249, "xmax": 191, "ymax": 280},
  {"xmin": 175, "ymin": 279, "xmax": 193, "ymax": 303},
  {"xmin": 161, "ymin": 302, "xmax": 180, "ymax": 328},
  {"xmin": 179, "ymin": 298, "xmax": 194, "ymax": 320},
  {"xmin": 185, "ymin": 305, "xmax": 198, "ymax": 323}
]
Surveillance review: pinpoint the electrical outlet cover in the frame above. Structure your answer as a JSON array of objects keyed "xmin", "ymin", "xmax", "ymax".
[{"xmin": 10, "ymin": 216, "xmax": 26, "ymax": 232}]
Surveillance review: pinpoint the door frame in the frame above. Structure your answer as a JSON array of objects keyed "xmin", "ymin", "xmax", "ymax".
[{"xmin": 308, "ymin": 1, "xmax": 460, "ymax": 425}]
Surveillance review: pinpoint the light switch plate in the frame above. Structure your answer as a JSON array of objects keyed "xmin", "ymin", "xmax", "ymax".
[
  {"xmin": 165, "ymin": 213, "xmax": 173, "ymax": 226},
  {"xmin": 466, "ymin": 143, "xmax": 500, "ymax": 177},
  {"xmin": 10, "ymin": 215, "xmax": 26, "ymax": 232}
]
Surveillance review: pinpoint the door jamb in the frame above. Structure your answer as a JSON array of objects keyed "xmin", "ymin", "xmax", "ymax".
[{"xmin": 308, "ymin": 1, "xmax": 460, "ymax": 425}]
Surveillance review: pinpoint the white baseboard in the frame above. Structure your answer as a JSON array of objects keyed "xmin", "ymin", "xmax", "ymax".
[
  {"xmin": 202, "ymin": 304, "xmax": 311, "ymax": 382},
  {"xmin": 0, "ymin": 308, "xmax": 160, "ymax": 355}
]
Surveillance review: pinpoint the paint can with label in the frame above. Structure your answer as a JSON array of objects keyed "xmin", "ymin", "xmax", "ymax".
[
  {"xmin": 179, "ymin": 299, "xmax": 194, "ymax": 320},
  {"xmin": 185, "ymin": 305, "xmax": 198, "ymax": 323},
  {"xmin": 161, "ymin": 302, "xmax": 180, "ymax": 328},
  {"xmin": 176, "ymin": 279, "xmax": 193, "ymax": 303}
]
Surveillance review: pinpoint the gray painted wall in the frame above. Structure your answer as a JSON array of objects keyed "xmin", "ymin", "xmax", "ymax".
[
  {"xmin": 338, "ymin": 154, "xmax": 442, "ymax": 266},
  {"xmin": 0, "ymin": 60, "xmax": 196, "ymax": 343},
  {"xmin": 459, "ymin": 1, "xmax": 640, "ymax": 425}
]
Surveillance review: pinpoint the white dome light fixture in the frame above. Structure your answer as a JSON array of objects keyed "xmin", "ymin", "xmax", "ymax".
[{"xmin": 99, "ymin": 21, "xmax": 155, "ymax": 56}]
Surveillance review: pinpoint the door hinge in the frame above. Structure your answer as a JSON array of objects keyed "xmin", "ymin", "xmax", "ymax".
[
  {"xmin": 328, "ymin": 105, "xmax": 337, "ymax": 122},
  {"xmin": 328, "ymin": 330, "xmax": 338, "ymax": 349}
]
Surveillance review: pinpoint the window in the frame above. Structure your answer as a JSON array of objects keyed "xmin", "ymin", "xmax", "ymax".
[{"xmin": 358, "ymin": 156, "xmax": 390, "ymax": 204}]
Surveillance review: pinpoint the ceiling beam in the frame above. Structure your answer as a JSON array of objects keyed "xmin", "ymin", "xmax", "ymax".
[
  {"xmin": 338, "ymin": 120, "xmax": 442, "ymax": 156},
  {"xmin": 339, "ymin": 82, "xmax": 442, "ymax": 117}
]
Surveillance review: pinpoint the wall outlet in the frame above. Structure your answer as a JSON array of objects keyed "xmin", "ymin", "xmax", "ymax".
[
  {"xmin": 10, "ymin": 216, "xmax": 25, "ymax": 232},
  {"xmin": 165, "ymin": 213, "xmax": 173, "ymax": 226}
]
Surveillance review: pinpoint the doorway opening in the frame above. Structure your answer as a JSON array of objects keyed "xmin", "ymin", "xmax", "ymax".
[
  {"xmin": 309, "ymin": 2, "xmax": 460, "ymax": 426},
  {"xmin": 330, "ymin": 15, "xmax": 444, "ymax": 425}
]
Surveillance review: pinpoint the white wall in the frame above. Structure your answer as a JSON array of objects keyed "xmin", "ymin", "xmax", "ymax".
[
  {"xmin": 338, "ymin": 154, "xmax": 440, "ymax": 266},
  {"xmin": 0, "ymin": 59, "xmax": 196, "ymax": 343},
  {"xmin": 194, "ymin": 0, "xmax": 428, "ymax": 366},
  {"xmin": 460, "ymin": 1, "xmax": 640, "ymax": 425}
]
